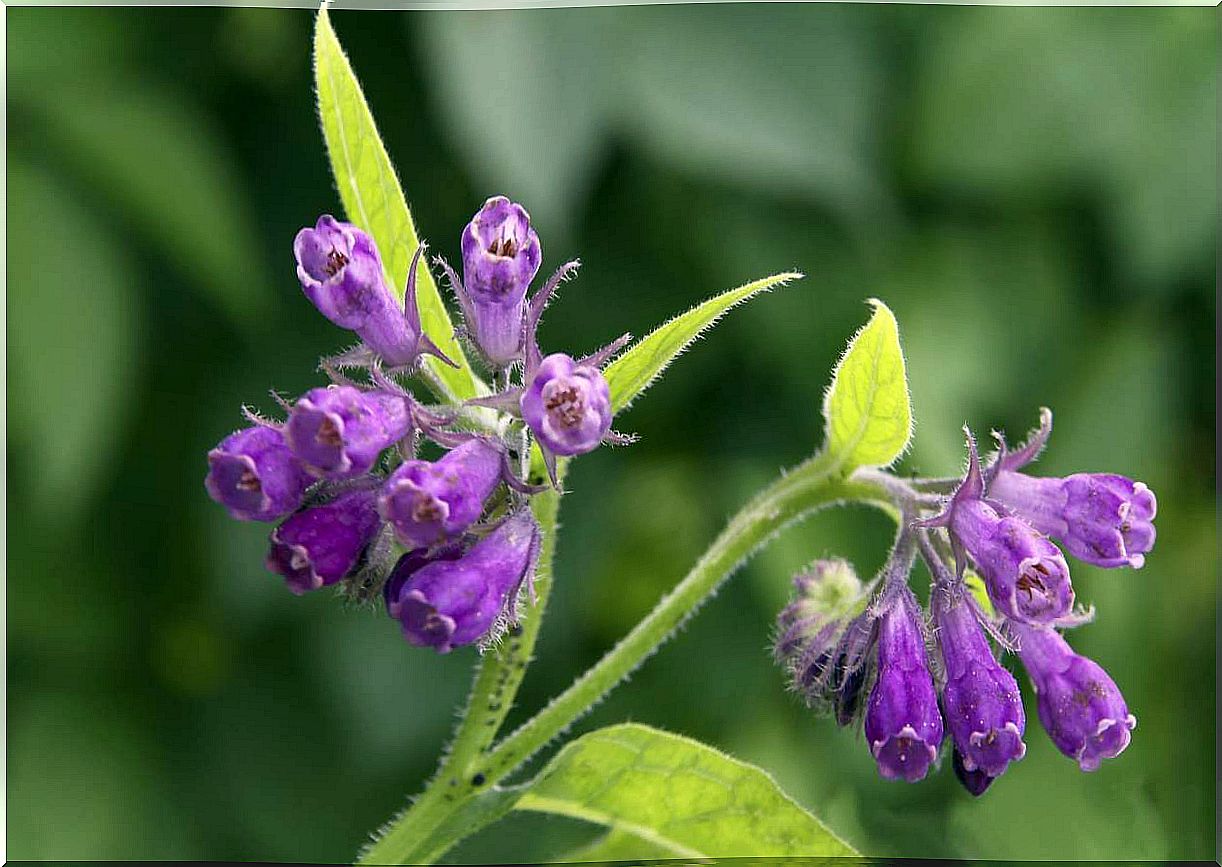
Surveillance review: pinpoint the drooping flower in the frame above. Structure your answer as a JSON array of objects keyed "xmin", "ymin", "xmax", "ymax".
[
  {"xmin": 284, "ymin": 385, "xmax": 411, "ymax": 480},
  {"xmin": 922, "ymin": 430, "xmax": 1075, "ymax": 626},
  {"xmin": 385, "ymin": 509, "xmax": 540, "ymax": 653},
  {"xmin": 863, "ymin": 588, "xmax": 944, "ymax": 782},
  {"xmin": 1012, "ymin": 623, "xmax": 1136, "ymax": 771},
  {"xmin": 933, "ymin": 586, "xmax": 1026, "ymax": 785},
  {"xmin": 377, "ymin": 437, "xmax": 504, "ymax": 549},
  {"xmin": 988, "ymin": 409, "xmax": 1157, "ymax": 569},
  {"xmin": 265, "ymin": 488, "xmax": 382, "ymax": 595},
  {"xmin": 295, "ymin": 216, "xmax": 452, "ymax": 368},
  {"xmin": 205, "ymin": 425, "xmax": 312, "ymax": 522}
]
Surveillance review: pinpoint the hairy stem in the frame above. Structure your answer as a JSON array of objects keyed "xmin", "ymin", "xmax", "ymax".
[
  {"xmin": 360, "ymin": 452, "xmax": 895, "ymax": 865},
  {"xmin": 357, "ymin": 455, "xmax": 564, "ymax": 866}
]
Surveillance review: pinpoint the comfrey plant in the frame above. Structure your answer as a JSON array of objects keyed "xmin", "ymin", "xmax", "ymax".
[{"xmin": 204, "ymin": 12, "xmax": 1157, "ymax": 862}]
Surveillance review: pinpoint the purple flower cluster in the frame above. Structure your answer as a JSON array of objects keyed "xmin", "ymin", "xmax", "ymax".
[
  {"xmin": 775, "ymin": 409, "xmax": 1154, "ymax": 794},
  {"xmin": 206, "ymin": 198, "xmax": 631, "ymax": 651}
]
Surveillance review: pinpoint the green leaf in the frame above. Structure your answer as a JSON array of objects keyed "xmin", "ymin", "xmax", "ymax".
[
  {"xmin": 562, "ymin": 827, "xmax": 677, "ymax": 862},
  {"xmin": 964, "ymin": 570, "xmax": 996, "ymax": 620},
  {"xmin": 313, "ymin": 8, "xmax": 480, "ymax": 402},
  {"xmin": 603, "ymin": 272, "xmax": 800, "ymax": 415},
  {"xmin": 822, "ymin": 298, "xmax": 911, "ymax": 471},
  {"xmin": 515, "ymin": 723, "xmax": 857, "ymax": 858}
]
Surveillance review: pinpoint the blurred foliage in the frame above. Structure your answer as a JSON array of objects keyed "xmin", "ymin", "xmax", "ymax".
[{"xmin": 6, "ymin": 6, "xmax": 1215, "ymax": 863}]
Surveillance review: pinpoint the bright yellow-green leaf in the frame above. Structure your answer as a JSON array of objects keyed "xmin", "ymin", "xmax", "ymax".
[
  {"xmin": 603, "ymin": 272, "xmax": 801, "ymax": 415},
  {"xmin": 964, "ymin": 569, "xmax": 996, "ymax": 620},
  {"xmin": 515, "ymin": 723, "xmax": 858, "ymax": 858},
  {"xmin": 313, "ymin": 9, "xmax": 480, "ymax": 401},
  {"xmin": 822, "ymin": 298, "xmax": 912, "ymax": 471}
]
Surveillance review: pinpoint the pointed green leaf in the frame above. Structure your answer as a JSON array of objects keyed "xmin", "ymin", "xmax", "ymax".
[
  {"xmin": 515, "ymin": 723, "xmax": 857, "ymax": 858},
  {"xmin": 603, "ymin": 272, "xmax": 801, "ymax": 415},
  {"xmin": 313, "ymin": 9, "xmax": 480, "ymax": 401},
  {"xmin": 822, "ymin": 298, "xmax": 912, "ymax": 471}
]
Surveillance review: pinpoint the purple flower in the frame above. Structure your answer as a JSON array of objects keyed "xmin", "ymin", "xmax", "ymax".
[
  {"xmin": 385, "ymin": 509, "xmax": 539, "ymax": 653},
  {"xmin": 923, "ymin": 431, "xmax": 1075, "ymax": 626},
  {"xmin": 989, "ymin": 408, "xmax": 1157, "ymax": 569},
  {"xmin": 294, "ymin": 215, "xmax": 386, "ymax": 330},
  {"xmin": 284, "ymin": 386, "xmax": 410, "ymax": 480},
  {"xmin": 864, "ymin": 589, "xmax": 944, "ymax": 782},
  {"xmin": 296, "ymin": 216, "xmax": 452, "ymax": 368},
  {"xmin": 990, "ymin": 471, "xmax": 1157, "ymax": 570},
  {"xmin": 377, "ymin": 437, "xmax": 503, "ymax": 548},
  {"xmin": 934, "ymin": 588, "xmax": 1026, "ymax": 781},
  {"xmin": 265, "ymin": 488, "xmax": 382, "ymax": 595},
  {"xmin": 952, "ymin": 748, "xmax": 995, "ymax": 797},
  {"xmin": 1013, "ymin": 623, "xmax": 1136, "ymax": 771},
  {"xmin": 205, "ymin": 425, "xmax": 312, "ymax": 522},
  {"xmin": 521, "ymin": 353, "xmax": 612, "ymax": 458},
  {"xmin": 458, "ymin": 196, "xmax": 542, "ymax": 366}
]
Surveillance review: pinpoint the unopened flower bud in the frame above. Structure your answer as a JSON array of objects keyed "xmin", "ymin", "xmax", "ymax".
[
  {"xmin": 285, "ymin": 386, "xmax": 410, "ymax": 480},
  {"xmin": 206, "ymin": 425, "xmax": 311, "ymax": 522},
  {"xmin": 385, "ymin": 509, "xmax": 539, "ymax": 653},
  {"xmin": 265, "ymin": 489, "xmax": 381, "ymax": 595},
  {"xmin": 864, "ymin": 589, "xmax": 944, "ymax": 782},
  {"xmin": 1012, "ymin": 623, "xmax": 1136, "ymax": 771},
  {"xmin": 378, "ymin": 437, "xmax": 503, "ymax": 548}
]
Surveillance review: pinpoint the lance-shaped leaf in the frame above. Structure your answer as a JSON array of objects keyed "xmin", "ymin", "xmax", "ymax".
[
  {"xmin": 603, "ymin": 272, "xmax": 801, "ymax": 414},
  {"xmin": 515, "ymin": 723, "xmax": 858, "ymax": 858},
  {"xmin": 313, "ymin": 9, "xmax": 480, "ymax": 401},
  {"xmin": 822, "ymin": 298, "xmax": 912, "ymax": 471}
]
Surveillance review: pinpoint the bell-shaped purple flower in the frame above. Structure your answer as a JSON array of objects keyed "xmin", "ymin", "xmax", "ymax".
[
  {"xmin": 294, "ymin": 215, "xmax": 387, "ymax": 331},
  {"xmin": 863, "ymin": 589, "xmax": 944, "ymax": 782},
  {"xmin": 952, "ymin": 747, "xmax": 996, "ymax": 797},
  {"xmin": 385, "ymin": 509, "xmax": 539, "ymax": 653},
  {"xmin": 285, "ymin": 385, "xmax": 410, "ymax": 480},
  {"xmin": 988, "ymin": 408, "xmax": 1157, "ymax": 569},
  {"xmin": 265, "ymin": 488, "xmax": 382, "ymax": 595},
  {"xmin": 458, "ymin": 196, "xmax": 542, "ymax": 366},
  {"xmin": 1012, "ymin": 623, "xmax": 1136, "ymax": 771},
  {"xmin": 934, "ymin": 588, "xmax": 1026, "ymax": 781},
  {"xmin": 989, "ymin": 472, "xmax": 1157, "ymax": 569},
  {"xmin": 521, "ymin": 353, "xmax": 612, "ymax": 457},
  {"xmin": 923, "ymin": 431, "xmax": 1075, "ymax": 626},
  {"xmin": 206, "ymin": 425, "xmax": 312, "ymax": 522},
  {"xmin": 378, "ymin": 437, "xmax": 503, "ymax": 548},
  {"xmin": 296, "ymin": 216, "xmax": 452, "ymax": 368}
]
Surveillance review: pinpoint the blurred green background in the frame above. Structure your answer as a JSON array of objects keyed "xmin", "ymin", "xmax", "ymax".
[{"xmin": 7, "ymin": 5, "xmax": 1216, "ymax": 862}]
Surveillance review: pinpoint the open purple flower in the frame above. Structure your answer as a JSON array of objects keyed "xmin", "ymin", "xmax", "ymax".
[
  {"xmin": 454, "ymin": 196, "xmax": 543, "ymax": 367},
  {"xmin": 285, "ymin": 385, "xmax": 411, "ymax": 480},
  {"xmin": 385, "ymin": 509, "xmax": 540, "ymax": 653},
  {"xmin": 1012, "ymin": 623, "xmax": 1136, "ymax": 771},
  {"xmin": 934, "ymin": 587, "xmax": 1026, "ymax": 784},
  {"xmin": 864, "ymin": 588, "xmax": 944, "ymax": 782},
  {"xmin": 296, "ymin": 216, "xmax": 453, "ymax": 368},
  {"xmin": 989, "ymin": 410, "xmax": 1157, "ymax": 569},
  {"xmin": 265, "ymin": 488, "xmax": 382, "ymax": 595},
  {"xmin": 922, "ymin": 431, "xmax": 1075, "ymax": 626},
  {"xmin": 521, "ymin": 353, "xmax": 612, "ymax": 458},
  {"xmin": 294, "ymin": 215, "xmax": 386, "ymax": 330},
  {"xmin": 377, "ymin": 437, "xmax": 503, "ymax": 548},
  {"xmin": 206, "ymin": 425, "xmax": 312, "ymax": 522}
]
